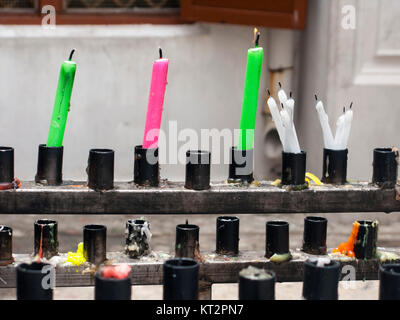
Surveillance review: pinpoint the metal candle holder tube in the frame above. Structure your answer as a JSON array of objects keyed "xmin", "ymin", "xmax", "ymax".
[
  {"xmin": 265, "ymin": 220, "xmax": 289, "ymax": 258},
  {"xmin": 228, "ymin": 147, "xmax": 254, "ymax": 183},
  {"xmin": 238, "ymin": 266, "xmax": 275, "ymax": 300},
  {"xmin": 134, "ymin": 145, "xmax": 159, "ymax": 187},
  {"xmin": 322, "ymin": 148, "xmax": 348, "ymax": 184},
  {"xmin": 354, "ymin": 220, "xmax": 378, "ymax": 259},
  {"xmin": 87, "ymin": 149, "xmax": 114, "ymax": 191},
  {"xmin": 281, "ymin": 151, "xmax": 306, "ymax": 186},
  {"xmin": 34, "ymin": 219, "xmax": 59, "ymax": 259},
  {"xmin": 16, "ymin": 262, "xmax": 54, "ymax": 300},
  {"xmin": 372, "ymin": 148, "xmax": 398, "ymax": 188},
  {"xmin": 302, "ymin": 216, "xmax": 327, "ymax": 255},
  {"xmin": 185, "ymin": 150, "xmax": 211, "ymax": 190},
  {"xmin": 302, "ymin": 259, "xmax": 340, "ymax": 300},
  {"xmin": 163, "ymin": 258, "xmax": 199, "ymax": 300},
  {"xmin": 0, "ymin": 147, "xmax": 14, "ymax": 183},
  {"xmin": 379, "ymin": 264, "xmax": 400, "ymax": 300},
  {"xmin": 175, "ymin": 222, "xmax": 199, "ymax": 259},
  {"xmin": 83, "ymin": 224, "xmax": 107, "ymax": 265},
  {"xmin": 216, "ymin": 216, "xmax": 239, "ymax": 255},
  {"xmin": 0, "ymin": 225, "xmax": 13, "ymax": 265},
  {"xmin": 35, "ymin": 144, "xmax": 63, "ymax": 185},
  {"xmin": 125, "ymin": 219, "xmax": 151, "ymax": 258},
  {"xmin": 95, "ymin": 270, "xmax": 131, "ymax": 300}
]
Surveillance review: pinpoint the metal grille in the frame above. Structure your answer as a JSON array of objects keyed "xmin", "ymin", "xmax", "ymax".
[
  {"xmin": 66, "ymin": 0, "xmax": 179, "ymax": 9},
  {"xmin": 0, "ymin": 0, "xmax": 34, "ymax": 8}
]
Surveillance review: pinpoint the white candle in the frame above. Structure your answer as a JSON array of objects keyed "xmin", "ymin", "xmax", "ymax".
[
  {"xmin": 333, "ymin": 110, "xmax": 346, "ymax": 150},
  {"xmin": 278, "ymin": 83, "xmax": 288, "ymax": 106},
  {"xmin": 342, "ymin": 104, "xmax": 353, "ymax": 149},
  {"xmin": 281, "ymin": 108, "xmax": 301, "ymax": 154},
  {"xmin": 315, "ymin": 99, "xmax": 334, "ymax": 149},
  {"xmin": 267, "ymin": 95, "xmax": 285, "ymax": 149}
]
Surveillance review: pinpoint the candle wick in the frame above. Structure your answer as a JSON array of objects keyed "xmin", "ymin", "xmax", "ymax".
[
  {"xmin": 314, "ymin": 94, "xmax": 318, "ymax": 101},
  {"xmin": 159, "ymin": 47, "xmax": 163, "ymax": 59},
  {"xmin": 267, "ymin": 89, "xmax": 271, "ymax": 96},
  {"xmin": 254, "ymin": 32, "xmax": 260, "ymax": 47},
  {"xmin": 289, "ymin": 91, "xmax": 292, "ymax": 99},
  {"xmin": 349, "ymin": 102, "xmax": 353, "ymax": 109},
  {"xmin": 343, "ymin": 107, "xmax": 345, "ymax": 113},
  {"xmin": 69, "ymin": 49, "xmax": 75, "ymax": 61},
  {"xmin": 281, "ymin": 103, "xmax": 284, "ymax": 109},
  {"xmin": 278, "ymin": 82, "xmax": 282, "ymax": 89}
]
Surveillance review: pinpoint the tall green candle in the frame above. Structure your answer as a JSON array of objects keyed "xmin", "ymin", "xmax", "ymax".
[
  {"xmin": 238, "ymin": 30, "xmax": 263, "ymax": 150},
  {"xmin": 46, "ymin": 49, "xmax": 77, "ymax": 147}
]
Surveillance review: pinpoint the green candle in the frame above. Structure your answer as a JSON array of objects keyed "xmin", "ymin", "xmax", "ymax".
[
  {"xmin": 238, "ymin": 30, "xmax": 263, "ymax": 150},
  {"xmin": 46, "ymin": 49, "xmax": 77, "ymax": 147}
]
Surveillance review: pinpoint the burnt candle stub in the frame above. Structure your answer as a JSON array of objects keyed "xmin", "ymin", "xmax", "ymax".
[
  {"xmin": 239, "ymin": 266, "xmax": 275, "ymax": 300},
  {"xmin": 379, "ymin": 264, "xmax": 400, "ymax": 300},
  {"xmin": 95, "ymin": 265, "xmax": 132, "ymax": 300},
  {"xmin": 228, "ymin": 147, "xmax": 254, "ymax": 183},
  {"xmin": 163, "ymin": 258, "xmax": 199, "ymax": 300},
  {"xmin": 185, "ymin": 150, "xmax": 211, "ymax": 190},
  {"xmin": 372, "ymin": 148, "xmax": 398, "ymax": 188},
  {"xmin": 322, "ymin": 148, "xmax": 348, "ymax": 184},
  {"xmin": 302, "ymin": 216, "xmax": 327, "ymax": 255},
  {"xmin": 0, "ymin": 147, "xmax": 14, "ymax": 183},
  {"xmin": 0, "ymin": 225, "xmax": 13, "ymax": 265},
  {"xmin": 265, "ymin": 220, "xmax": 290, "ymax": 259},
  {"xmin": 83, "ymin": 224, "xmax": 107, "ymax": 265},
  {"xmin": 134, "ymin": 145, "xmax": 159, "ymax": 187},
  {"xmin": 34, "ymin": 219, "xmax": 59, "ymax": 259},
  {"xmin": 354, "ymin": 220, "xmax": 378, "ymax": 259},
  {"xmin": 216, "ymin": 216, "xmax": 239, "ymax": 255},
  {"xmin": 35, "ymin": 144, "xmax": 63, "ymax": 185},
  {"xmin": 125, "ymin": 219, "xmax": 152, "ymax": 258},
  {"xmin": 17, "ymin": 262, "xmax": 54, "ymax": 300},
  {"xmin": 281, "ymin": 151, "xmax": 306, "ymax": 186},
  {"xmin": 87, "ymin": 149, "xmax": 114, "ymax": 191},
  {"xmin": 302, "ymin": 258, "xmax": 340, "ymax": 300},
  {"xmin": 175, "ymin": 222, "xmax": 199, "ymax": 259}
]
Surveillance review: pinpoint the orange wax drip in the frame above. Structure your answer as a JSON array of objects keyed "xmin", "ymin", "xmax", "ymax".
[{"xmin": 333, "ymin": 221, "xmax": 360, "ymax": 257}]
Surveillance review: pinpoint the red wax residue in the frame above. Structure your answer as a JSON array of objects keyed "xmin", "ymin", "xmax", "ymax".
[
  {"xmin": 102, "ymin": 264, "xmax": 132, "ymax": 279},
  {"xmin": 332, "ymin": 221, "xmax": 360, "ymax": 257}
]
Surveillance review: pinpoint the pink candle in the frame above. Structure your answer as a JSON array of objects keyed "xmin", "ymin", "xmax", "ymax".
[{"xmin": 142, "ymin": 48, "xmax": 169, "ymax": 149}]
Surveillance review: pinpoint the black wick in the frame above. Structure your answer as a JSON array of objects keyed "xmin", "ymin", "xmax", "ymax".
[
  {"xmin": 281, "ymin": 103, "xmax": 284, "ymax": 109},
  {"xmin": 159, "ymin": 47, "xmax": 163, "ymax": 59},
  {"xmin": 278, "ymin": 82, "xmax": 282, "ymax": 89},
  {"xmin": 69, "ymin": 49, "xmax": 75, "ymax": 61},
  {"xmin": 315, "ymin": 94, "xmax": 318, "ymax": 101},
  {"xmin": 255, "ymin": 32, "xmax": 260, "ymax": 47},
  {"xmin": 349, "ymin": 102, "xmax": 353, "ymax": 109},
  {"xmin": 267, "ymin": 89, "xmax": 271, "ymax": 96},
  {"xmin": 290, "ymin": 91, "xmax": 292, "ymax": 98},
  {"xmin": 343, "ymin": 107, "xmax": 346, "ymax": 113}
]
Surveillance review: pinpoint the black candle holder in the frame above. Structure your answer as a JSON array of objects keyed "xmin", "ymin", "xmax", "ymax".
[
  {"xmin": 372, "ymin": 148, "xmax": 398, "ymax": 188},
  {"xmin": 16, "ymin": 262, "xmax": 54, "ymax": 300},
  {"xmin": 95, "ymin": 268, "xmax": 132, "ymax": 300},
  {"xmin": 238, "ymin": 266, "xmax": 275, "ymax": 300},
  {"xmin": 87, "ymin": 149, "xmax": 114, "ymax": 191},
  {"xmin": 379, "ymin": 264, "xmax": 400, "ymax": 300},
  {"xmin": 0, "ymin": 147, "xmax": 14, "ymax": 183},
  {"xmin": 302, "ymin": 216, "xmax": 327, "ymax": 255},
  {"xmin": 216, "ymin": 216, "xmax": 239, "ymax": 255},
  {"xmin": 34, "ymin": 219, "xmax": 59, "ymax": 259},
  {"xmin": 322, "ymin": 148, "xmax": 348, "ymax": 184},
  {"xmin": 265, "ymin": 220, "xmax": 289, "ymax": 258},
  {"xmin": 281, "ymin": 151, "xmax": 306, "ymax": 186},
  {"xmin": 354, "ymin": 220, "xmax": 378, "ymax": 259},
  {"xmin": 83, "ymin": 224, "xmax": 107, "ymax": 265},
  {"xmin": 302, "ymin": 258, "xmax": 340, "ymax": 300},
  {"xmin": 35, "ymin": 144, "xmax": 63, "ymax": 185},
  {"xmin": 228, "ymin": 147, "xmax": 254, "ymax": 183},
  {"xmin": 125, "ymin": 219, "xmax": 151, "ymax": 258},
  {"xmin": 134, "ymin": 145, "xmax": 159, "ymax": 187},
  {"xmin": 163, "ymin": 258, "xmax": 199, "ymax": 300},
  {"xmin": 175, "ymin": 222, "xmax": 199, "ymax": 259},
  {"xmin": 185, "ymin": 150, "xmax": 211, "ymax": 190},
  {"xmin": 0, "ymin": 225, "xmax": 13, "ymax": 265}
]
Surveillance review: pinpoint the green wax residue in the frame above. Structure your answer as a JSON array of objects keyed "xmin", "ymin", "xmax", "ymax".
[
  {"xmin": 46, "ymin": 60, "xmax": 77, "ymax": 147},
  {"xmin": 238, "ymin": 47, "xmax": 263, "ymax": 150}
]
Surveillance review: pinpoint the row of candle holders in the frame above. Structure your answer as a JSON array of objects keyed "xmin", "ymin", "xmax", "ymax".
[
  {"xmin": 0, "ymin": 145, "xmax": 398, "ymax": 190},
  {"xmin": 2, "ymin": 216, "xmax": 397, "ymax": 300},
  {"xmin": 0, "ymin": 216, "xmax": 379, "ymax": 264}
]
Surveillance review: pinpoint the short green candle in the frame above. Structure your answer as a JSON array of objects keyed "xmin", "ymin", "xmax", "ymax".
[
  {"xmin": 46, "ymin": 50, "xmax": 77, "ymax": 147},
  {"xmin": 238, "ymin": 31, "xmax": 263, "ymax": 150}
]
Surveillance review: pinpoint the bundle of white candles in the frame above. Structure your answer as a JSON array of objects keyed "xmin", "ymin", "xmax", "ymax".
[
  {"xmin": 315, "ymin": 95, "xmax": 353, "ymax": 150},
  {"xmin": 266, "ymin": 83, "xmax": 301, "ymax": 154}
]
